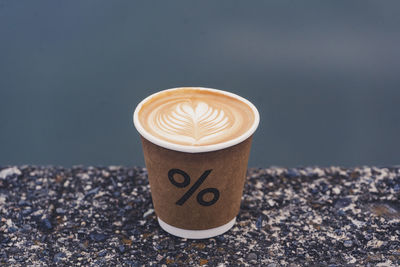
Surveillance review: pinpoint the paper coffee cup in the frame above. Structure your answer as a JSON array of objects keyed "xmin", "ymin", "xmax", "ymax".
[{"xmin": 133, "ymin": 87, "xmax": 259, "ymax": 239}]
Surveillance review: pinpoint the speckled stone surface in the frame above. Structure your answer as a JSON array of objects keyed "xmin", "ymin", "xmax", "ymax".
[{"xmin": 0, "ymin": 166, "xmax": 399, "ymax": 266}]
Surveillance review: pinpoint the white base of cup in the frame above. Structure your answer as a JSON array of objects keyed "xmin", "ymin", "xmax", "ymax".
[{"xmin": 157, "ymin": 217, "xmax": 236, "ymax": 239}]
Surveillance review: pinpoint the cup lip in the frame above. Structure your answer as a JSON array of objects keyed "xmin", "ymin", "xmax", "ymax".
[{"xmin": 133, "ymin": 87, "xmax": 260, "ymax": 153}]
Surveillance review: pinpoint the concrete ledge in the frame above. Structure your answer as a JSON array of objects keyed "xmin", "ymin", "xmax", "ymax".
[{"xmin": 0, "ymin": 166, "xmax": 399, "ymax": 265}]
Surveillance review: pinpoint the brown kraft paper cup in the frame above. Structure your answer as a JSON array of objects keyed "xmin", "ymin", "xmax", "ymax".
[
  {"xmin": 133, "ymin": 87, "xmax": 259, "ymax": 238},
  {"xmin": 141, "ymin": 135, "xmax": 253, "ymax": 230}
]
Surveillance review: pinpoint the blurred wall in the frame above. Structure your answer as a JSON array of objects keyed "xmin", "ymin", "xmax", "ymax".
[{"xmin": 1, "ymin": 1, "xmax": 400, "ymax": 167}]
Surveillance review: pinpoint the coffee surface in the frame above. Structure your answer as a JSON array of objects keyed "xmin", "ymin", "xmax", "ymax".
[{"xmin": 138, "ymin": 88, "xmax": 255, "ymax": 146}]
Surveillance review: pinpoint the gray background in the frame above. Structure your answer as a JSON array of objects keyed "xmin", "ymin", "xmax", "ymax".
[{"xmin": 1, "ymin": 1, "xmax": 400, "ymax": 168}]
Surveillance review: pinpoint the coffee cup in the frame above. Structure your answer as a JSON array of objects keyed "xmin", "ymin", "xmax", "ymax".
[{"xmin": 133, "ymin": 87, "xmax": 259, "ymax": 238}]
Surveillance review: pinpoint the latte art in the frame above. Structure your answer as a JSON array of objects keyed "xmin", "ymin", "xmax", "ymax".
[
  {"xmin": 137, "ymin": 88, "xmax": 256, "ymax": 147},
  {"xmin": 151, "ymin": 101, "xmax": 235, "ymax": 145}
]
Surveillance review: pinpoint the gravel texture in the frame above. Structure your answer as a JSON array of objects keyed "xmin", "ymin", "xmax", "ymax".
[{"xmin": 0, "ymin": 165, "xmax": 399, "ymax": 266}]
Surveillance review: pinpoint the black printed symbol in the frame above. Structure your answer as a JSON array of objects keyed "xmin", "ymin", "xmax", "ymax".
[{"xmin": 168, "ymin": 169, "xmax": 220, "ymax": 206}]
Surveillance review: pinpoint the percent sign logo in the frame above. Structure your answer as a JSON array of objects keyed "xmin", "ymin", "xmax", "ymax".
[{"xmin": 168, "ymin": 169, "xmax": 220, "ymax": 206}]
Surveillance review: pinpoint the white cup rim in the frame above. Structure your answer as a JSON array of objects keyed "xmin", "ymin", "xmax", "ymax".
[{"xmin": 133, "ymin": 87, "xmax": 260, "ymax": 153}]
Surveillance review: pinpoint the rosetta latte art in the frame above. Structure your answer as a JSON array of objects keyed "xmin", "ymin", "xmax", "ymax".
[
  {"xmin": 148, "ymin": 100, "xmax": 241, "ymax": 145},
  {"xmin": 138, "ymin": 88, "xmax": 255, "ymax": 146}
]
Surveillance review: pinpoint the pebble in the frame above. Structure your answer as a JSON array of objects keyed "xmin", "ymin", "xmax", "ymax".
[
  {"xmin": 394, "ymin": 184, "xmax": 400, "ymax": 192},
  {"xmin": 41, "ymin": 218, "xmax": 53, "ymax": 230},
  {"xmin": 334, "ymin": 198, "xmax": 351, "ymax": 209},
  {"xmin": 53, "ymin": 252, "xmax": 66, "ymax": 263},
  {"xmin": 18, "ymin": 200, "xmax": 30, "ymax": 206},
  {"xmin": 98, "ymin": 250, "xmax": 107, "ymax": 257},
  {"xmin": 332, "ymin": 187, "xmax": 341, "ymax": 195},
  {"xmin": 118, "ymin": 245, "xmax": 125, "ymax": 253},
  {"xmin": 168, "ymin": 241, "xmax": 175, "ymax": 250},
  {"xmin": 90, "ymin": 232, "xmax": 107, "ymax": 242},
  {"xmin": 247, "ymin": 252, "xmax": 257, "ymax": 261},
  {"xmin": 8, "ymin": 227, "xmax": 17, "ymax": 233},
  {"xmin": 22, "ymin": 224, "xmax": 32, "ymax": 232},
  {"xmin": 85, "ymin": 187, "xmax": 100, "ymax": 198},
  {"xmin": 364, "ymin": 234, "xmax": 373, "ymax": 241},
  {"xmin": 0, "ymin": 194, "xmax": 6, "ymax": 205},
  {"xmin": 56, "ymin": 208, "xmax": 66, "ymax": 214},
  {"xmin": 22, "ymin": 208, "xmax": 33, "ymax": 216},
  {"xmin": 156, "ymin": 254, "xmax": 164, "ymax": 261},
  {"xmin": 255, "ymin": 216, "xmax": 263, "ymax": 229},
  {"xmin": 0, "ymin": 167, "xmax": 21, "ymax": 179},
  {"xmin": 286, "ymin": 169, "xmax": 300, "ymax": 178},
  {"xmin": 343, "ymin": 240, "xmax": 353, "ymax": 248},
  {"xmin": 143, "ymin": 209, "xmax": 154, "ymax": 218}
]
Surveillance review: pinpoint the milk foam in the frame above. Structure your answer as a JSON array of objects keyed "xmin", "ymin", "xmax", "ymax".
[{"xmin": 138, "ymin": 88, "xmax": 255, "ymax": 146}]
